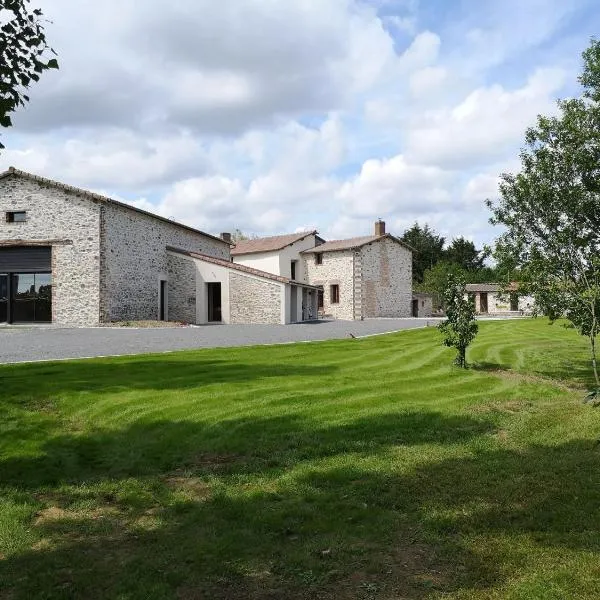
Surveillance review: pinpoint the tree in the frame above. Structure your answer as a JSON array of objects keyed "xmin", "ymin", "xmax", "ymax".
[
  {"xmin": 0, "ymin": 0, "xmax": 58, "ymax": 149},
  {"xmin": 488, "ymin": 38, "xmax": 600, "ymax": 391},
  {"xmin": 444, "ymin": 237, "xmax": 485, "ymax": 272},
  {"xmin": 400, "ymin": 222, "xmax": 445, "ymax": 284},
  {"xmin": 438, "ymin": 274, "xmax": 478, "ymax": 368},
  {"xmin": 418, "ymin": 261, "xmax": 466, "ymax": 310},
  {"xmin": 231, "ymin": 229, "xmax": 259, "ymax": 243}
]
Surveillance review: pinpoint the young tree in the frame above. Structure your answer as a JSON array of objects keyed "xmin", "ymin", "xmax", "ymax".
[
  {"xmin": 419, "ymin": 261, "xmax": 466, "ymax": 310},
  {"xmin": 438, "ymin": 274, "xmax": 479, "ymax": 368},
  {"xmin": 1, "ymin": 0, "xmax": 58, "ymax": 149},
  {"xmin": 488, "ymin": 38, "xmax": 600, "ymax": 391},
  {"xmin": 400, "ymin": 222, "xmax": 445, "ymax": 283}
]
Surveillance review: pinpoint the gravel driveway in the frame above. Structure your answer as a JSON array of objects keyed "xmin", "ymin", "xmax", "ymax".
[{"xmin": 0, "ymin": 318, "xmax": 440, "ymax": 364}]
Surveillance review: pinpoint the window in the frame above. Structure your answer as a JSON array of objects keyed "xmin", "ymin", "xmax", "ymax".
[
  {"xmin": 290, "ymin": 260, "xmax": 297, "ymax": 280},
  {"xmin": 6, "ymin": 211, "xmax": 26, "ymax": 223},
  {"xmin": 330, "ymin": 284, "xmax": 340, "ymax": 304},
  {"xmin": 315, "ymin": 253, "xmax": 323, "ymax": 265}
]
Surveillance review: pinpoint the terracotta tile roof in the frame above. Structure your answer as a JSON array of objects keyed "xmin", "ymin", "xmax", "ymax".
[
  {"xmin": 0, "ymin": 167, "xmax": 230, "ymax": 246},
  {"xmin": 231, "ymin": 231, "xmax": 318, "ymax": 256},
  {"xmin": 167, "ymin": 246, "xmax": 321, "ymax": 289},
  {"xmin": 465, "ymin": 283, "xmax": 519, "ymax": 292},
  {"xmin": 302, "ymin": 234, "xmax": 413, "ymax": 253}
]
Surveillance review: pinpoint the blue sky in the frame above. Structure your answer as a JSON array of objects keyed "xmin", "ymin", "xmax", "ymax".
[{"xmin": 1, "ymin": 0, "xmax": 598, "ymax": 247}]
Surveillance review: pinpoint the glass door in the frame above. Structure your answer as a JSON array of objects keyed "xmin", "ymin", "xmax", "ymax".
[
  {"xmin": 0, "ymin": 275, "xmax": 7, "ymax": 323},
  {"xmin": 10, "ymin": 273, "xmax": 52, "ymax": 323}
]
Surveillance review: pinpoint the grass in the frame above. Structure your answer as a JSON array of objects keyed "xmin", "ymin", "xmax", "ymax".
[{"xmin": 0, "ymin": 318, "xmax": 599, "ymax": 599}]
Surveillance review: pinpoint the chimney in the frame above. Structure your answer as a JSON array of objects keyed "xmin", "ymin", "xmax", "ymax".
[
  {"xmin": 374, "ymin": 219, "xmax": 386, "ymax": 236},
  {"xmin": 220, "ymin": 232, "xmax": 232, "ymax": 243}
]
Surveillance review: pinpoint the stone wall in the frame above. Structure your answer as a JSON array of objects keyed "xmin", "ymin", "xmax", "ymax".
[
  {"xmin": 413, "ymin": 295, "xmax": 433, "ymax": 317},
  {"xmin": 0, "ymin": 176, "xmax": 101, "ymax": 326},
  {"xmin": 304, "ymin": 249, "xmax": 354, "ymax": 320},
  {"xmin": 100, "ymin": 201, "xmax": 229, "ymax": 322},
  {"xmin": 360, "ymin": 237, "xmax": 412, "ymax": 318},
  {"xmin": 229, "ymin": 271, "xmax": 283, "ymax": 324},
  {"xmin": 167, "ymin": 253, "xmax": 197, "ymax": 323}
]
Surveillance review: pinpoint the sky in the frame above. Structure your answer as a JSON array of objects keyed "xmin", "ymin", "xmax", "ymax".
[{"xmin": 1, "ymin": 0, "xmax": 599, "ymax": 247}]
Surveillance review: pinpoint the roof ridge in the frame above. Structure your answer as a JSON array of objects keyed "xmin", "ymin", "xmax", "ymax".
[{"xmin": 0, "ymin": 167, "xmax": 230, "ymax": 246}]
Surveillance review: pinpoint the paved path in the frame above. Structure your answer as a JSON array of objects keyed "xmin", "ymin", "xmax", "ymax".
[{"xmin": 0, "ymin": 319, "xmax": 441, "ymax": 364}]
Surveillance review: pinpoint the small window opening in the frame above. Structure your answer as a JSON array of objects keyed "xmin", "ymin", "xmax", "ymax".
[
  {"xmin": 315, "ymin": 253, "xmax": 323, "ymax": 265},
  {"xmin": 291, "ymin": 260, "xmax": 297, "ymax": 280},
  {"xmin": 6, "ymin": 211, "xmax": 26, "ymax": 223},
  {"xmin": 330, "ymin": 284, "xmax": 340, "ymax": 304}
]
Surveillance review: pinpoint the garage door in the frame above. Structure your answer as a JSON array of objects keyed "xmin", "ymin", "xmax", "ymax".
[{"xmin": 0, "ymin": 246, "xmax": 51, "ymax": 272}]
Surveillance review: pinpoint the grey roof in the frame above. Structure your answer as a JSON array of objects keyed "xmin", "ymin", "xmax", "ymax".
[
  {"xmin": 0, "ymin": 167, "xmax": 230, "ymax": 246},
  {"xmin": 302, "ymin": 234, "xmax": 413, "ymax": 254},
  {"xmin": 231, "ymin": 231, "xmax": 319, "ymax": 255}
]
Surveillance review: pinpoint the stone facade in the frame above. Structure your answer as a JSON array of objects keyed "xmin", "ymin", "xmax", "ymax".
[
  {"xmin": 361, "ymin": 237, "xmax": 412, "ymax": 318},
  {"xmin": 473, "ymin": 291, "xmax": 535, "ymax": 314},
  {"xmin": 229, "ymin": 271, "xmax": 283, "ymax": 324},
  {"xmin": 304, "ymin": 249, "xmax": 355, "ymax": 320},
  {"xmin": 100, "ymin": 201, "xmax": 228, "ymax": 322},
  {"xmin": 413, "ymin": 294, "xmax": 433, "ymax": 317},
  {"xmin": 167, "ymin": 253, "xmax": 197, "ymax": 323},
  {"xmin": 0, "ymin": 176, "xmax": 101, "ymax": 326},
  {"xmin": 0, "ymin": 172, "xmax": 230, "ymax": 326},
  {"xmin": 304, "ymin": 237, "xmax": 412, "ymax": 320}
]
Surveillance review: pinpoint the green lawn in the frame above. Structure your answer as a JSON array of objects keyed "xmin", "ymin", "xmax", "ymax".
[{"xmin": 1, "ymin": 319, "xmax": 600, "ymax": 599}]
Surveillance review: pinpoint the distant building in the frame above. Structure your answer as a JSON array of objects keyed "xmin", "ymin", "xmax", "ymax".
[
  {"xmin": 412, "ymin": 293, "xmax": 434, "ymax": 317},
  {"xmin": 465, "ymin": 283, "xmax": 534, "ymax": 315}
]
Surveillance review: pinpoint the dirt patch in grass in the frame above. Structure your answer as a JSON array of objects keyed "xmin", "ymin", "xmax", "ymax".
[
  {"xmin": 476, "ymin": 364, "xmax": 585, "ymax": 393},
  {"xmin": 189, "ymin": 452, "xmax": 245, "ymax": 471},
  {"xmin": 471, "ymin": 399, "xmax": 536, "ymax": 414},
  {"xmin": 34, "ymin": 506, "xmax": 69, "ymax": 526},
  {"xmin": 165, "ymin": 477, "xmax": 212, "ymax": 501}
]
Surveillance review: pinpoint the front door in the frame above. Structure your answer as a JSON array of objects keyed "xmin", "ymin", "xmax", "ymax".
[
  {"xmin": 480, "ymin": 292, "xmax": 488, "ymax": 313},
  {"xmin": 412, "ymin": 298, "xmax": 419, "ymax": 317},
  {"xmin": 207, "ymin": 282, "xmax": 222, "ymax": 322},
  {"xmin": 0, "ymin": 275, "xmax": 7, "ymax": 323},
  {"xmin": 160, "ymin": 280, "xmax": 167, "ymax": 321}
]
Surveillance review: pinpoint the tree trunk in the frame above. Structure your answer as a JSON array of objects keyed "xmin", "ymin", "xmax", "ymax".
[{"xmin": 590, "ymin": 334, "xmax": 600, "ymax": 387}]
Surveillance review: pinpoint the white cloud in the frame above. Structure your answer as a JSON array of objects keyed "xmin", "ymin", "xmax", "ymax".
[
  {"xmin": 406, "ymin": 68, "xmax": 567, "ymax": 168},
  {"xmin": 1, "ymin": 0, "xmax": 589, "ymax": 248},
  {"xmin": 337, "ymin": 154, "xmax": 454, "ymax": 218}
]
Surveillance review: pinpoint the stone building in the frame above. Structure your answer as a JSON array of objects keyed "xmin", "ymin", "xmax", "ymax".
[
  {"xmin": 233, "ymin": 221, "xmax": 414, "ymax": 321},
  {"xmin": 303, "ymin": 221, "xmax": 413, "ymax": 319},
  {"xmin": 412, "ymin": 293, "xmax": 434, "ymax": 317},
  {"xmin": 167, "ymin": 247, "xmax": 320, "ymax": 325},
  {"xmin": 231, "ymin": 231, "xmax": 324, "ymax": 321},
  {"xmin": 465, "ymin": 283, "xmax": 534, "ymax": 315},
  {"xmin": 0, "ymin": 168, "xmax": 231, "ymax": 325},
  {"xmin": 0, "ymin": 168, "xmax": 414, "ymax": 326}
]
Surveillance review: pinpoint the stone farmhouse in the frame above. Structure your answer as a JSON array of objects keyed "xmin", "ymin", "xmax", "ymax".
[
  {"xmin": 466, "ymin": 283, "xmax": 534, "ymax": 316},
  {"xmin": 0, "ymin": 167, "xmax": 419, "ymax": 326},
  {"xmin": 0, "ymin": 167, "xmax": 318, "ymax": 326},
  {"xmin": 233, "ymin": 220, "xmax": 414, "ymax": 320}
]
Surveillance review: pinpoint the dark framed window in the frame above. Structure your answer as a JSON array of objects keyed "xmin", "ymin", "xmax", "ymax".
[
  {"xmin": 315, "ymin": 253, "xmax": 323, "ymax": 265},
  {"xmin": 11, "ymin": 272, "xmax": 51, "ymax": 322},
  {"xmin": 6, "ymin": 211, "xmax": 27, "ymax": 223},
  {"xmin": 330, "ymin": 284, "xmax": 340, "ymax": 304},
  {"xmin": 290, "ymin": 260, "xmax": 297, "ymax": 280}
]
